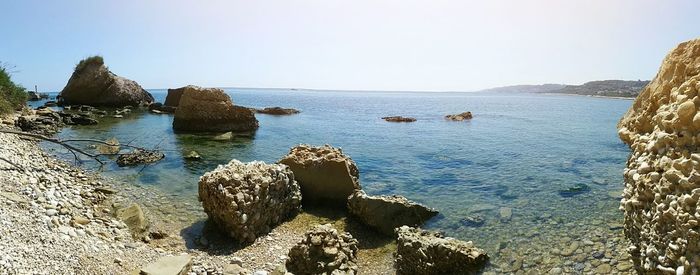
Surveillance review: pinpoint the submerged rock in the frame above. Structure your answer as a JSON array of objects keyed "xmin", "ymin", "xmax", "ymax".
[
  {"xmin": 96, "ymin": 137, "xmax": 120, "ymax": 154},
  {"xmin": 115, "ymin": 203, "xmax": 148, "ymax": 238},
  {"xmin": 198, "ymin": 160, "xmax": 301, "ymax": 243},
  {"xmin": 617, "ymin": 38, "xmax": 700, "ymax": 272},
  {"xmin": 148, "ymin": 102, "xmax": 176, "ymax": 114},
  {"xmin": 278, "ymin": 144, "xmax": 361, "ymax": 206},
  {"xmin": 286, "ymin": 224, "xmax": 358, "ymax": 275},
  {"xmin": 347, "ymin": 190, "xmax": 438, "ymax": 235},
  {"xmin": 184, "ymin": 150, "xmax": 201, "ymax": 160},
  {"xmin": 116, "ymin": 149, "xmax": 165, "ymax": 167},
  {"xmin": 58, "ymin": 56, "xmax": 154, "ymax": 107},
  {"xmin": 381, "ymin": 116, "xmax": 417, "ymax": 123},
  {"xmin": 172, "ymin": 86, "xmax": 259, "ymax": 133},
  {"xmin": 253, "ymin": 107, "xmax": 300, "ymax": 115},
  {"xmin": 557, "ymin": 183, "xmax": 590, "ymax": 197},
  {"xmin": 394, "ymin": 226, "xmax": 488, "ymax": 275}
]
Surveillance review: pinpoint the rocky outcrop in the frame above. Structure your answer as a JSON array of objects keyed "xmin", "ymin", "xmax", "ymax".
[
  {"xmin": 165, "ymin": 86, "xmax": 187, "ymax": 107},
  {"xmin": 394, "ymin": 226, "xmax": 489, "ymax": 275},
  {"xmin": 347, "ymin": 190, "xmax": 438, "ymax": 235},
  {"xmin": 617, "ymin": 38, "xmax": 700, "ymax": 273},
  {"xmin": 172, "ymin": 86, "xmax": 259, "ymax": 133},
  {"xmin": 59, "ymin": 56, "xmax": 154, "ymax": 107},
  {"xmin": 278, "ymin": 145, "xmax": 361, "ymax": 206},
  {"xmin": 286, "ymin": 224, "xmax": 358, "ymax": 275},
  {"xmin": 253, "ymin": 107, "xmax": 300, "ymax": 115},
  {"xmin": 198, "ymin": 160, "xmax": 301, "ymax": 243},
  {"xmin": 445, "ymin": 112, "xmax": 473, "ymax": 121},
  {"xmin": 382, "ymin": 116, "xmax": 416, "ymax": 123}
]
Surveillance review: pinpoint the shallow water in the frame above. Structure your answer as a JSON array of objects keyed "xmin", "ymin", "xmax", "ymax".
[{"xmin": 37, "ymin": 89, "xmax": 633, "ymax": 273}]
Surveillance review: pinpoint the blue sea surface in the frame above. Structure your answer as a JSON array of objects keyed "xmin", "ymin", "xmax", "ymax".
[{"xmin": 40, "ymin": 89, "xmax": 632, "ymax": 270}]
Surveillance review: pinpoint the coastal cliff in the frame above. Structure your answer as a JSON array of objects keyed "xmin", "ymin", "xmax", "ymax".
[{"xmin": 618, "ymin": 38, "xmax": 700, "ymax": 273}]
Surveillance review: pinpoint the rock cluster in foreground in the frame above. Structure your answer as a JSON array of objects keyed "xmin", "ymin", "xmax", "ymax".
[
  {"xmin": 279, "ymin": 144, "xmax": 361, "ymax": 206},
  {"xmin": 198, "ymin": 160, "xmax": 301, "ymax": 243},
  {"xmin": 59, "ymin": 56, "xmax": 154, "ymax": 107},
  {"xmin": 172, "ymin": 86, "xmax": 259, "ymax": 133},
  {"xmin": 617, "ymin": 38, "xmax": 700, "ymax": 273},
  {"xmin": 347, "ymin": 190, "xmax": 438, "ymax": 235},
  {"xmin": 394, "ymin": 226, "xmax": 489, "ymax": 275},
  {"xmin": 286, "ymin": 224, "xmax": 359, "ymax": 275}
]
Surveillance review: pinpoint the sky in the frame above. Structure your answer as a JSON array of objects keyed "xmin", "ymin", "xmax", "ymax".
[{"xmin": 1, "ymin": 0, "xmax": 699, "ymax": 92}]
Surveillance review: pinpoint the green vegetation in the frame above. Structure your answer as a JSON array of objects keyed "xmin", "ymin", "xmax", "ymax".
[
  {"xmin": 74, "ymin": 55, "xmax": 104, "ymax": 73},
  {"xmin": 0, "ymin": 64, "xmax": 27, "ymax": 115}
]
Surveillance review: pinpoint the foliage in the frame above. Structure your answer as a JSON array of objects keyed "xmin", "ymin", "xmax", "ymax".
[
  {"xmin": 0, "ymin": 64, "xmax": 27, "ymax": 115},
  {"xmin": 74, "ymin": 55, "xmax": 104, "ymax": 74}
]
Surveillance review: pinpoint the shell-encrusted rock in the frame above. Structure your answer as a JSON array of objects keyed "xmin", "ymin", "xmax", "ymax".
[
  {"xmin": 198, "ymin": 160, "xmax": 301, "ymax": 243},
  {"xmin": 394, "ymin": 226, "xmax": 488, "ymax": 274},
  {"xmin": 617, "ymin": 38, "xmax": 700, "ymax": 273},
  {"xmin": 285, "ymin": 224, "xmax": 358, "ymax": 275}
]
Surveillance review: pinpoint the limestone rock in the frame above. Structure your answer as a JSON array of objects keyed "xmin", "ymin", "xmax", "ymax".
[
  {"xmin": 165, "ymin": 86, "xmax": 187, "ymax": 107},
  {"xmin": 381, "ymin": 116, "xmax": 417, "ymax": 123},
  {"xmin": 172, "ymin": 86, "xmax": 258, "ymax": 132},
  {"xmin": 394, "ymin": 226, "xmax": 488, "ymax": 275},
  {"xmin": 347, "ymin": 190, "xmax": 438, "ymax": 235},
  {"xmin": 278, "ymin": 144, "xmax": 361, "ymax": 206},
  {"xmin": 198, "ymin": 160, "xmax": 301, "ymax": 243},
  {"xmin": 140, "ymin": 255, "xmax": 192, "ymax": 275},
  {"xmin": 285, "ymin": 224, "xmax": 358, "ymax": 275},
  {"xmin": 445, "ymin": 112, "xmax": 473, "ymax": 121},
  {"xmin": 617, "ymin": 38, "xmax": 700, "ymax": 272},
  {"xmin": 116, "ymin": 203, "xmax": 148, "ymax": 238},
  {"xmin": 59, "ymin": 56, "xmax": 154, "ymax": 107}
]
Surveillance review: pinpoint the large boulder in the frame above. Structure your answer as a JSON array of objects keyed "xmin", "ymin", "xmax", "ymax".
[
  {"xmin": 278, "ymin": 145, "xmax": 361, "ymax": 206},
  {"xmin": 347, "ymin": 190, "xmax": 438, "ymax": 235},
  {"xmin": 617, "ymin": 38, "xmax": 700, "ymax": 273},
  {"xmin": 59, "ymin": 56, "xmax": 154, "ymax": 107},
  {"xmin": 286, "ymin": 224, "xmax": 358, "ymax": 275},
  {"xmin": 165, "ymin": 86, "xmax": 187, "ymax": 107},
  {"xmin": 172, "ymin": 86, "xmax": 258, "ymax": 132},
  {"xmin": 198, "ymin": 160, "xmax": 301, "ymax": 243},
  {"xmin": 394, "ymin": 226, "xmax": 489, "ymax": 275}
]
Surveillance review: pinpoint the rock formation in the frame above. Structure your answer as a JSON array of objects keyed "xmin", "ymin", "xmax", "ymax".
[
  {"xmin": 347, "ymin": 190, "xmax": 438, "ymax": 235},
  {"xmin": 198, "ymin": 160, "xmax": 301, "ymax": 243},
  {"xmin": 253, "ymin": 107, "xmax": 300, "ymax": 115},
  {"xmin": 394, "ymin": 226, "xmax": 489, "ymax": 275},
  {"xmin": 59, "ymin": 56, "xmax": 154, "ymax": 107},
  {"xmin": 286, "ymin": 224, "xmax": 358, "ymax": 275},
  {"xmin": 172, "ymin": 86, "xmax": 259, "ymax": 132},
  {"xmin": 445, "ymin": 112, "xmax": 473, "ymax": 121},
  {"xmin": 278, "ymin": 144, "xmax": 361, "ymax": 206},
  {"xmin": 165, "ymin": 86, "xmax": 187, "ymax": 107},
  {"xmin": 617, "ymin": 38, "xmax": 700, "ymax": 273},
  {"xmin": 382, "ymin": 116, "xmax": 416, "ymax": 123}
]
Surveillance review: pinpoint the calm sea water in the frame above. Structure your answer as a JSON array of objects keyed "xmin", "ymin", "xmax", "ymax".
[{"xmin": 37, "ymin": 89, "xmax": 632, "ymax": 271}]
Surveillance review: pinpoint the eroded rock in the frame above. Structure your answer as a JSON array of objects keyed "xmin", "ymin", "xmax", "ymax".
[
  {"xmin": 278, "ymin": 144, "xmax": 361, "ymax": 206},
  {"xmin": 286, "ymin": 224, "xmax": 358, "ymax": 275},
  {"xmin": 445, "ymin": 112, "xmax": 473, "ymax": 121},
  {"xmin": 347, "ymin": 190, "xmax": 438, "ymax": 235},
  {"xmin": 394, "ymin": 226, "xmax": 488, "ymax": 275},
  {"xmin": 116, "ymin": 149, "xmax": 164, "ymax": 167},
  {"xmin": 617, "ymin": 38, "xmax": 700, "ymax": 272},
  {"xmin": 172, "ymin": 86, "xmax": 258, "ymax": 133},
  {"xmin": 198, "ymin": 160, "xmax": 301, "ymax": 243}
]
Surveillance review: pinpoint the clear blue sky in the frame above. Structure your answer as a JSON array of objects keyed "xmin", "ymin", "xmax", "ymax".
[{"xmin": 2, "ymin": 0, "xmax": 699, "ymax": 92}]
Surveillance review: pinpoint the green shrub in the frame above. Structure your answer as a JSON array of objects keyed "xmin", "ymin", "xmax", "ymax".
[
  {"xmin": 0, "ymin": 65, "xmax": 27, "ymax": 115},
  {"xmin": 74, "ymin": 55, "xmax": 104, "ymax": 74}
]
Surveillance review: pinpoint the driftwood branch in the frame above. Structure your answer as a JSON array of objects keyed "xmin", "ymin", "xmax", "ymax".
[
  {"xmin": 0, "ymin": 156, "xmax": 22, "ymax": 170},
  {"xmin": 0, "ymin": 129, "xmax": 104, "ymax": 164}
]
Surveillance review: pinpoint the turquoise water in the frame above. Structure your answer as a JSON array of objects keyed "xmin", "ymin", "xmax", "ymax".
[{"xmin": 39, "ymin": 89, "xmax": 633, "ymax": 272}]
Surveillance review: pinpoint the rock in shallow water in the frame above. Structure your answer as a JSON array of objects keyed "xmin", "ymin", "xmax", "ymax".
[
  {"xmin": 198, "ymin": 160, "xmax": 301, "ymax": 243},
  {"xmin": 394, "ymin": 226, "xmax": 488, "ymax": 275},
  {"xmin": 278, "ymin": 144, "xmax": 361, "ymax": 206},
  {"xmin": 347, "ymin": 190, "xmax": 438, "ymax": 235},
  {"xmin": 172, "ymin": 85, "xmax": 258, "ymax": 133}
]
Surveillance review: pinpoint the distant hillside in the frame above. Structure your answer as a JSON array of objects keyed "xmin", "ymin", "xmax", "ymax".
[
  {"xmin": 479, "ymin": 84, "xmax": 565, "ymax": 94},
  {"xmin": 551, "ymin": 80, "xmax": 650, "ymax": 98}
]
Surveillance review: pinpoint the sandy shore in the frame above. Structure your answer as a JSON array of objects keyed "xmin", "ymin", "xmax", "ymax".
[{"xmin": 0, "ymin": 114, "xmax": 395, "ymax": 274}]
